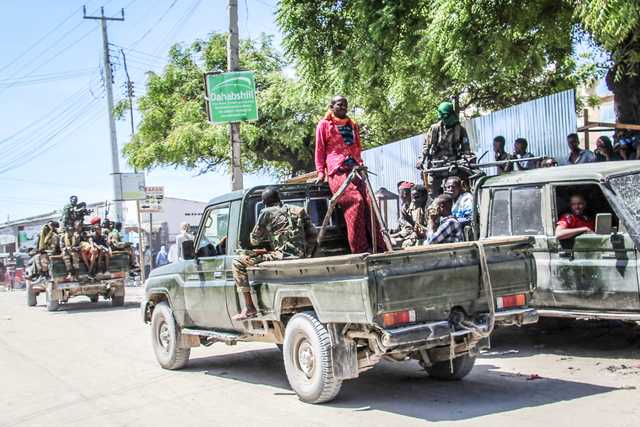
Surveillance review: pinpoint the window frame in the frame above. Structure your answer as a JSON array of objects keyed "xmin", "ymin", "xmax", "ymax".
[
  {"xmin": 195, "ymin": 203, "xmax": 231, "ymax": 257},
  {"xmin": 488, "ymin": 185, "xmax": 544, "ymax": 237}
]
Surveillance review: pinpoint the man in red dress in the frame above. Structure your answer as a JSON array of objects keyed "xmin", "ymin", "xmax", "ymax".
[
  {"xmin": 315, "ymin": 96, "xmax": 382, "ymax": 254},
  {"xmin": 555, "ymin": 194, "xmax": 595, "ymax": 240}
]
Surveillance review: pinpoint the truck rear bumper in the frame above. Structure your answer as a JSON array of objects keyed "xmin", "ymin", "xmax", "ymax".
[
  {"xmin": 381, "ymin": 308, "xmax": 538, "ymax": 348},
  {"xmin": 52, "ymin": 279, "xmax": 125, "ymax": 300}
]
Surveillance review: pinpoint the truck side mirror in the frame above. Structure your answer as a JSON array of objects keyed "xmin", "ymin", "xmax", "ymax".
[
  {"xmin": 182, "ymin": 240, "xmax": 195, "ymax": 260},
  {"xmin": 595, "ymin": 213, "xmax": 613, "ymax": 235}
]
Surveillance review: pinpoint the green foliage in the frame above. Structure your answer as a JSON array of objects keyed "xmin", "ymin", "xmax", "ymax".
[
  {"xmin": 278, "ymin": 0, "xmax": 639, "ymax": 136},
  {"xmin": 122, "ymin": 33, "xmax": 325, "ymax": 176}
]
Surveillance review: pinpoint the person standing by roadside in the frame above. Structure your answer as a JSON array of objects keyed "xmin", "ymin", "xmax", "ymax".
[
  {"xmin": 155, "ymin": 246, "xmax": 169, "ymax": 267},
  {"xmin": 511, "ymin": 138, "xmax": 538, "ymax": 170},
  {"xmin": 143, "ymin": 245, "xmax": 152, "ymax": 278},
  {"xmin": 493, "ymin": 135, "xmax": 512, "ymax": 174},
  {"xmin": 315, "ymin": 95, "xmax": 383, "ymax": 254},
  {"xmin": 175, "ymin": 222, "xmax": 194, "ymax": 260},
  {"xmin": 565, "ymin": 133, "xmax": 596, "ymax": 164},
  {"xmin": 594, "ymin": 136, "xmax": 621, "ymax": 162}
]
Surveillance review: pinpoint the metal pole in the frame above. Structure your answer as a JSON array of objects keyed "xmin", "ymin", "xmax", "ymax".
[
  {"xmin": 120, "ymin": 48, "xmax": 145, "ymax": 280},
  {"xmin": 228, "ymin": 0, "xmax": 243, "ymax": 191},
  {"xmin": 83, "ymin": 6, "xmax": 125, "ymax": 222}
]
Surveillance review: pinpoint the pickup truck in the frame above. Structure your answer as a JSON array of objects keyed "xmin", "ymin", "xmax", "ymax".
[
  {"xmin": 477, "ymin": 161, "xmax": 640, "ymax": 322},
  {"xmin": 27, "ymin": 251, "xmax": 130, "ymax": 311},
  {"xmin": 141, "ymin": 183, "xmax": 538, "ymax": 403}
]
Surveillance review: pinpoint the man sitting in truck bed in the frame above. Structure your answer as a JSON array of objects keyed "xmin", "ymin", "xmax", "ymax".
[
  {"xmin": 233, "ymin": 187, "xmax": 317, "ymax": 320},
  {"xmin": 425, "ymin": 194, "xmax": 464, "ymax": 245}
]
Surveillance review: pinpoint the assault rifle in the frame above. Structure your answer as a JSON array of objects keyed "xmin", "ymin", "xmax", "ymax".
[{"xmin": 423, "ymin": 155, "xmax": 548, "ymax": 181}]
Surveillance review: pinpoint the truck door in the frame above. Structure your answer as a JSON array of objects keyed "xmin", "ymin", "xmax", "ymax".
[
  {"xmin": 183, "ymin": 203, "xmax": 234, "ymax": 329},
  {"xmin": 547, "ymin": 183, "xmax": 640, "ymax": 311}
]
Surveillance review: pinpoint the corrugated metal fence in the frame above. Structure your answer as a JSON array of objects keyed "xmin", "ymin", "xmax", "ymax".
[
  {"xmin": 465, "ymin": 89, "xmax": 577, "ymax": 172},
  {"xmin": 362, "ymin": 89, "xmax": 577, "ymax": 227}
]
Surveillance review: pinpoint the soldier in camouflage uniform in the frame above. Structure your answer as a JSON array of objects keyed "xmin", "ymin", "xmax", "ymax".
[
  {"xmin": 61, "ymin": 222, "xmax": 84, "ymax": 280},
  {"xmin": 232, "ymin": 187, "xmax": 317, "ymax": 320},
  {"xmin": 391, "ymin": 185, "xmax": 429, "ymax": 248},
  {"xmin": 416, "ymin": 101, "xmax": 474, "ymax": 199},
  {"xmin": 108, "ymin": 222, "xmax": 136, "ymax": 268},
  {"xmin": 61, "ymin": 195, "xmax": 93, "ymax": 229},
  {"xmin": 31, "ymin": 221, "xmax": 61, "ymax": 279}
]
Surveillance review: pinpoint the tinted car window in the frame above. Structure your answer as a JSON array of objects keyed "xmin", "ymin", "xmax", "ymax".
[
  {"xmin": 490, "ymin": 189, "xmax": 510, "ymax": 236},
  {"xmin": 511, "ymin": 187, "xmax": 544, "ymax": 235}
]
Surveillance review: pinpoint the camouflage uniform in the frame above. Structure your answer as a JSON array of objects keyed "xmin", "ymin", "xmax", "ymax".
[
  {"xmin": 34, "ymin": 224, "xmax": 60, "ymax": 276},
  {"xmin": 233, "ymin": 204, "xmax": 316, "ymax": 293},
  {"xmin": 61, "ymin": 230, "xmax": 82, "ymax": 274},
  {"xmin": 392, "ymin": 203, "xmax": 429, "ymax": 248},
  {"xmin": 421, "ymin": 121, "xmax": 471, "ymax": 198}
]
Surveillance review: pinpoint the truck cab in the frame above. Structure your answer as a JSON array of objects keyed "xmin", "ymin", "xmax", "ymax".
[{"xmin": 478, "ymin": 161, "xmax": 640, "ymax": 320}]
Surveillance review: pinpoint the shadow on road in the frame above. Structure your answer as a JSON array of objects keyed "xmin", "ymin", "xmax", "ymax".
[
  {"xmin": 185, "ymin": 346, "xmax": 620, "ymax": 422},
  {"xmin": 487, "ymin": 321, "xmax": 640, "ymax": 360},
  {"xmin": 43, "ymin": 299, "xmax": 140, "ymax": 314}
]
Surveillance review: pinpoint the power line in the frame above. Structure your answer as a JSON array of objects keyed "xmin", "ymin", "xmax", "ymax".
[
  {"xmin": 0, "ymin": 5, "xmax": 85, "ymax": 74},
  {"xmin": 152, "ymin": 0, "xmax": 202, "ymax": 56},
  {"xmin": 128, "ymin": 0, "xmax": 179, "ymax": 48}
]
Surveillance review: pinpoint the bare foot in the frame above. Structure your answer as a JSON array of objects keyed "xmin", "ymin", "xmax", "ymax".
[{"xmin": 232, "ymin": 308, "xmax": 257, "ymax": 320}]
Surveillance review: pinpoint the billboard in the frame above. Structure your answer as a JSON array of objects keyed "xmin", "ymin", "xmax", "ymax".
[{"xmin": 205, "ymin": 71, "xmax": 258, "ymax": 124}]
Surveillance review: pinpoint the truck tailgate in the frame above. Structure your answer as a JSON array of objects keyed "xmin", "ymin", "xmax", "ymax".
[{"xmin": 369, "ymin": 237, "xmax": 535, "ymax": 324}]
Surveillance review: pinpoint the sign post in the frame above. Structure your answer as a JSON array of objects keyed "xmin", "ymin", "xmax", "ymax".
[{"xmin": 205, "ymin": 71, "xmax": 258, "ymax": 124}]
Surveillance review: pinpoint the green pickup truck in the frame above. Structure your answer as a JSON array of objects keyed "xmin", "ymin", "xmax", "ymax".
[
  {"xmin": 477, "ymin": 161, "xmax": 640, "ymax": 321},
  {"xmin": 27, "ymin": 252, "xmax": 130, "ymax": 311},
  {"xmin": 141, "ymin": 183, "xmax": 538, "ymax": 403}
]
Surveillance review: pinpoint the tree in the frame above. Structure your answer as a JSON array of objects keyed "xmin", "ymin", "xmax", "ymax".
[
  {"xmin": 122, "ymin": 33, "xmax": 326, "ymax": 176},
  {"xmin": 277, "ymin": 0, "xmax": 639, "ymax": 143}
]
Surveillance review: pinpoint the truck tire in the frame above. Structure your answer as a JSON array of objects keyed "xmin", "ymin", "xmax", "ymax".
[
  {"xmin": 111, "ymin": 295, "xmax": 124, "ymax": 307},
  {"xmin": 283, "ymin": 311, "xmax": 342, "ymax": 404},
  {"xmin": 151, "ymin": 302, "xmax": 190, "ymax": 370},
  {"xmin": 26, "ymin": 281, "xmax": 37, "ymax": 307},
  {"xmin": 89, "ymin": 295, "xmax": 99, "ymax": 303},
  {"xmin": 424, "ymin": 354, "xmax": 476, "ymax": 380},
  {"xmin": 46, "ymin": 288, "xmax": 59, "ymax": 312}
]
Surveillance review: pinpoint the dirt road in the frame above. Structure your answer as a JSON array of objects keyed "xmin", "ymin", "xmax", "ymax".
[{"xmin": 1, "ymin": 288, "xmax": 639, "ymax": 427}]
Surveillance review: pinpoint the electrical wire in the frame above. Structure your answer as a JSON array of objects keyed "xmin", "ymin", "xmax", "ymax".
[
  {"xmin": 128, "ymin": 0, "xmax": 180, "ymax": 48},
  {"xmin": 0, "ymin": 5, "xmax": 85, "ymax": 74},
  {"xmin": 152, "ymin": 0, "xmax": 203, "ymax": 56}
]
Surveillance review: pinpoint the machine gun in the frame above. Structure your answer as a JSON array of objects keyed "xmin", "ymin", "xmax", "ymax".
[{"xmin": 423, "ymin": 155, "xmax": 548, "ymax": 183}]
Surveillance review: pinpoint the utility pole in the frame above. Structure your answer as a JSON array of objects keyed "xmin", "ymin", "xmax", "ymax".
[
  {"xmin": 121, "ymin": 48, "xmax": 146, "ymax": 281},
  {"xmin": 228, "ymin": 0, "xmax": 243, "ymax": 191},
  {"xmin": 83, "ymin": 6, "xmax": 125, "ymax": 222}
]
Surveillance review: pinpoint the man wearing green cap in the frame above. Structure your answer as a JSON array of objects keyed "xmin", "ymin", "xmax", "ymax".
[{"xmin": 416, "ymin": 101, "xmax": 473, "ymax": 198}]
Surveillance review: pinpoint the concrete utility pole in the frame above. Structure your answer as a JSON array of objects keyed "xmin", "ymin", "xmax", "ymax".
[
  {"xmin": 83, "ymin": 6, "xmax": 125, "ymax": 222},
  {"xmin": 228, "ymin": 0, "xmax": 243, "ymax": 191}
]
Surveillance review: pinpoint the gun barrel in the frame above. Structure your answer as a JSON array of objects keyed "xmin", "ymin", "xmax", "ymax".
[{"xmin": 475, "ymin": 156, "xmax": 547, "ymax": 168}]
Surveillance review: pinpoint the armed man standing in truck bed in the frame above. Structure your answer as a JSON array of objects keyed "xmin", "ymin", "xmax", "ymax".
[
  {"xmin": 416, "ymin": 101, "xmax": 474, "ymax": 199},
  {"xmin": 232, "ymin": 187, "xmax": 317, "ymax": 320}
]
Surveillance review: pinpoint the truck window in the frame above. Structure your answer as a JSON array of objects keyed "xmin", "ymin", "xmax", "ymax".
[
  {"xmin": 200, "ymin": 205, "xmax": 230, "ymax": 251},
  {"xmin": 554, "ymin": 184, "xmax": 618, "ymax": 231},
  {"xmin": 489, "ymin": 189, "xmax": 510, "ymax": 236},
  {"xmin": 511, "ymin": 187, "xmax": 544, "ymax": 235},
  {"xmin": 255, "ymin": 198, "xmax": 333, "ymax": 227},
  {"xmin": 608, "ymin": 173, "xmax": 640, "ymax": 227}
]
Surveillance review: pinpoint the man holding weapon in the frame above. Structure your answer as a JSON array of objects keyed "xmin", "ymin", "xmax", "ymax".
[{"xmin": 416, "ymin": 101, "xmax": 475, "ymax": 199}]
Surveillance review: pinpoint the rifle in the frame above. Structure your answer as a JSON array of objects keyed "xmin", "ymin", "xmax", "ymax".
[{"xmin": 422, "ymin": 155, "xmax": 547, "ymax": 176}]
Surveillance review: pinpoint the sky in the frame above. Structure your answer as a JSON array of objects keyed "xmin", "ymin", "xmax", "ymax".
[{"xmin": 0, "ymin": 0, "xmax": 281, "ymax": 223}]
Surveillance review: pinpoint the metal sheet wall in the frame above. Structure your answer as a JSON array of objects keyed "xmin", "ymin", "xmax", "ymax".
[{"xmin": 464, "ymin": 89, "xmax": 577, "ymax": 171}]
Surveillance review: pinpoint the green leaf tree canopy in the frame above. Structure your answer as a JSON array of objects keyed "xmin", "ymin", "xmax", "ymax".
[
  {"xmin": 123, "ymin": 33, "xmax": 326, "ymax": 176},
  {"xmin": 277, "ymin": 0, "xmax": 640, "ymax": 140}
]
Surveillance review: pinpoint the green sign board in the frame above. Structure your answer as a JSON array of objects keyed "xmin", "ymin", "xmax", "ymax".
[{"xmin": 205, "ymin": 71, "xmax": 258, "ymax": 124}]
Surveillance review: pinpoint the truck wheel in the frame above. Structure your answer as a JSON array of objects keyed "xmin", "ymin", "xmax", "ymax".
[
  {"xmin": 283, "ymin": 312, "xmax": 342, "ymax": 404},
  {"xmin": 424, "ymin": 354, "xmax": 476, "ymax": 380},
  {"xmin": 151, "ymin": 302, "xmax": 190, "ymax": 370},
  {"xmin": 111, "ymin": 295, "xmax": 125, "ymax": 307},
  {"xmin": 89, "ymin": 295, "xmax": 99, "ymax": 303},
  {"xmin": 27, "ymin": 281, "xmax": 37, "ymax": 307},
  {"xmin": 46, "ymin": 288, "xmax": 59, "ymax": 312}
]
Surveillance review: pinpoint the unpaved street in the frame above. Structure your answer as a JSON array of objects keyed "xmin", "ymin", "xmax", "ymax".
[{"xmin": 1, "ymin": 288, "xmax": 639, "ymax": 427}]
